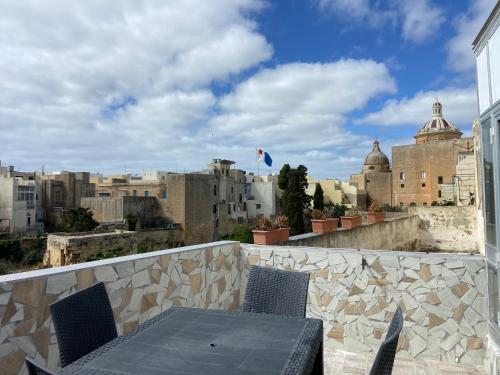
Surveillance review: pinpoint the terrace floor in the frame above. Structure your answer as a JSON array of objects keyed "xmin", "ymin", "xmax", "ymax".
[{"xmin": 324, "ymin": 349, "xmax": 486, "ymax": 375}]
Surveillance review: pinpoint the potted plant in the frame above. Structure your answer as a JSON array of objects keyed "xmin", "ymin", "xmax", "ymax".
[
  {"xmin": 367, "ymin": 201, "xmax": 385, "ymax": 223},
  {"xmin": 310, "ymin": 209, "xmax": 338, "ymax": 234},
  {"xmin": 340, "ymin": 207, "xmax": 363, "ymax": 229},
  {"xmin": 252, "ymin": 216, "xmax": 290, "ymax": 245}
]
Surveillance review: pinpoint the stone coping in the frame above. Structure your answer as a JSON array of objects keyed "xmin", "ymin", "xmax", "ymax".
[
  {"xmin": 0, "ymin": 240, "xmax": 238, "ymax": 283},
  {"xmin": 241, "ymin": 243, "xmax": 483, "ymax": 260}
]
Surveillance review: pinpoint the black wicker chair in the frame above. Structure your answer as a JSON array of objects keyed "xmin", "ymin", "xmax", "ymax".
[
  {"xmin": 50, "ymin": 282, "xmax": 117, "ymax": 367},
  {"xmin": 243, "ymin": 265, "xmax": 310, "ymax": 318},
  {"xmin": 25, "ymin": 357, "xmax": 56, "ymax": 375},
  {"xmin": 369, "ymin": 306, "xmax": 404, "ymax": 375}
]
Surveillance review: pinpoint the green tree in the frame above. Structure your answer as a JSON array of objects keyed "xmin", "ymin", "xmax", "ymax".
[
  {"xmin": 278, "ymin": 164, "xmax": 291, "ymax": 190},
  {"xmin": 59, "ymin": 208, "xmax": 98, "ymax": 232},
  {"xmin": 313, "ymin": 183, "xmax": 325, "ymax": 210},
  {"xmin": 281, "ymin": 166, "xmax": 311, "ymax": 235}
]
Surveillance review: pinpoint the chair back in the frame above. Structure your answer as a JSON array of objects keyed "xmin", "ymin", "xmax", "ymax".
[
  {"xmin": 369, "ymin": 306, "xmax": 404, "ymax": 375},
  {"xmin": 50, "ymin": 282, "xmax": 117, "ymax": 367},
  {"xmin": 25, "ymin": 357, "xmax": 56, "ymax": 375},
  {"xmin": 243, "ymin": 265, "xmax": 310, "ymax": 318}
]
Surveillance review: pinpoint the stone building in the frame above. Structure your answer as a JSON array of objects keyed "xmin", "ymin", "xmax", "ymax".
[
  {"xmin": 89, "ymin": 160, "xmax": 278, "ymax": 244},
  {"xmin": 0, "ymin": 165, "xmax": 44, "ymax": 234},
  {"xmin": 306, "ymin": 177, "xmax": 361, "ymax": 208},
  {"xmin": 349, "ymin": 101, "xmax": 477, "ymax": 209},
  {"xmin": 349, "ymin": 140, "xmax": 392, "ymax": 208},
  {"xmin": 39, "ymin": 171, "xmax": 95, "ymax": 231},
  {"xmin": 392, "ymin": 101, "xmax": 475, "ymax": 207}
]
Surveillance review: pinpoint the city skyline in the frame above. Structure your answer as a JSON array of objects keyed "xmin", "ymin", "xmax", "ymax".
[{"xmin": 0, "ymin": 0, "xmax": 495, "ymax": 179}]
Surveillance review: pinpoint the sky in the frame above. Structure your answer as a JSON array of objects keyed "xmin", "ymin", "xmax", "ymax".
[{"xmin": 0, "ymin": 0, "xmax": 497, "ymax": 179}]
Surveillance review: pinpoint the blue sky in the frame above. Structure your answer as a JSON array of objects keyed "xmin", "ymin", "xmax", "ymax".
[{"xmin": 0, "ymin": 0, "xmax": 496, "ymax": 178}]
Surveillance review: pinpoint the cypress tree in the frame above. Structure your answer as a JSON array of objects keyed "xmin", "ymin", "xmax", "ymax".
[{"xmin": 313, "ymin": 183, "xmax": 325, "ymax": 210}]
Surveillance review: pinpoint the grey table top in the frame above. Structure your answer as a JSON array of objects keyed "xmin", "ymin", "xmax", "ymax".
[{"xmin": 58, "ymin": 307, "xmax": 323, "ymax": 375}]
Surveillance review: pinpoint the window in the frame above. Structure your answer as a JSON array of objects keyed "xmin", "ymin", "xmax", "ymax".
[
  {"xmin": 239, "ymin": 194, "xmax": 242, "ymax": 204},
  {"xmin": 144, "ymin": 191, "xmax": 149, "ymax": 197},
  {"xmin": 243, "ymin": 202, "xmax": 247, "ymax": 211},
  {"xmin": 213, "ymin": 204, "xmax": 217, "ymax": 214},
  {"xmin": 438, "ymin": 190, "xmax": 442, "ymax": 198},
  {"xmin": 420, "ymin": 171, "xmax": 426, "ymax": 179},
  {"xmin": 400, "ymin": 172, "xmax": 405, "ymax": 180},
  {"xmin": 231, "ymin": 187, "xmax": 234, "ymax": 194},
  {"xmin": 366, "ymin": 179, "xmax": 370, "ymax": 183},
  {"xmin": 399, "ymin": 202, "xmax": 404, "ymax": 207},
  {"xmin": 133, "ymin": 190, "xmax": 137, "ymax": 197},
  {"xmin": 98, "ymin": 192, "xmax": 109, "ymax": 197},
  {"xmin": 369, "ymin": 166, "xmax": 375, "ymax": 170},
  {"xmin": 477, "ymin": 46, "xmax": 491, "ymax": 113},
  {"xmin": 423, "ymin": 202, "xmax": 427, "ymax": 206},
  {"xmin": 421, "ymin": 183, "xmax": 426, "ymax": 188},
  {"xmin": 458, "ymin": 154, "xmax": 468, "ymax": 163},
  {"xmin": 483, "ymin": 118, "xmax": 496, "ymax": 246},
  {"xmin": 438, "ymin": 176, "xmax": 443, "ymax": 184},
  {"xmin": 55, "ymin": 190, "xmax": 62, "ymax": 203},
  {"xmin": 400, "ymin": 184, "xmax": 404, "ymax": 188},
  {"xmin": 491, "ymin": 27, "xmax": 500, "ymax": 103},
  {"xmin": 213, "ymin": 185, "xmax": 217, "ymax": 196},
  {"xmin": 27, "ymin": 215, "xmax": 31, "ymax": 226},
  {"xmin": 256, "ymin": 203, "xmax": 261, "ymax": 209},
  {"xmin": 162, "ymin": 190, "xmax": 168, "ymax": 199},
  {"xmin": 238, "ymin": 217, "xmax": 243, "ymax": 224},
  {"xmin": 228, "ymin": 204, "xmax": 231, "ymax": 214}
]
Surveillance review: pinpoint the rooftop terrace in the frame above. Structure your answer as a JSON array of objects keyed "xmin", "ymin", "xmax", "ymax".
[{"xmin": 0, "ymin": 239, "xmax": 491, "ymax": 374}]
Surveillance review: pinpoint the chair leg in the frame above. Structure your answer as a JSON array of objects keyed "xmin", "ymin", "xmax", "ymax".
[{"xmin": 312, "ymin": 338, "xmax": 324, "ymax": 375}]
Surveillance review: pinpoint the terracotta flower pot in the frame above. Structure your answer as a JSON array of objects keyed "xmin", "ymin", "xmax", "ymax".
[
  {"xmin": 252, "ymin": 227, "xmax": 290, "ymax": 245},
  {"xmin": 311, "ymin": 218, "xmax": 339, "ymax": 234},
  {"xmin": 367, "ymin": 212, "xmax": 385, "ymax": 223},
  {"xmin": 340, "ymin": 216, "xmax": 363, "ymax": 229}
]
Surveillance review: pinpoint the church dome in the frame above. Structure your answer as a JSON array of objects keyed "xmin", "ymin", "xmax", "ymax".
[
  {"xmin": 364, "ymin": 140, "xmax": 390, "ymax": 173},
  {"xmin": 415, "ymin": 100, "xmax": 462, "ymax": 144}
]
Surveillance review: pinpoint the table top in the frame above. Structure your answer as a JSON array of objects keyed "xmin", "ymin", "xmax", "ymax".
[{"xmin": 58, "ymin": 307, "xmax": 323, "ymax": 375}]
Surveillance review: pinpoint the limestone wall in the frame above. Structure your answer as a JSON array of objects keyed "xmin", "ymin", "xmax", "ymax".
[
  {"xmin": 410, "ymin": 206, "xmax": 479, "ymax": 253},
  {"xmin": 241, "ymin": 245, "xmax": 487, "ymax": 365},
  {"xmin": 45, "ymin": 228, "xmax": 184, "ymax": 267},
  {"xmin": 285, "ymin": 215, "xmax": 419, "ymax": 251},
  {"xmin": 0, "ymin": 241, "xmax": 240, "ymax": 374}
]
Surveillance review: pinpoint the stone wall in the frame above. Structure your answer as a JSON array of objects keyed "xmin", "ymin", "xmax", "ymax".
[
  {"xmin": 45, "ymin": 229, "xmax": 184, "ymax": 267},
  {"xmin": 285, "ymin": 215, "xmax": 419, "ymax": 251},
  {"xmin": 410, "ymin": 206, "xmax": 479, "ymax": 253},
  {"xmin": 0, "ymin": 241, "xmax": 240, "ymax": 375},
  {"xmin": 240, "ymin": 245, "xmax": 487, "ymax": 365}
]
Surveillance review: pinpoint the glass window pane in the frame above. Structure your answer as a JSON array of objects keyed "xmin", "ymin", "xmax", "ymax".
[
  {"xmin": 488, "ymin": 263, "xmax": 499, "ymax": 325},
  {"xmin": 477, "ymin": 47, "xmax": 491, "ymax": 113},
  {"xmin": 482, "ymin": 118, "xmax": 496, "ymax": 246},
  {"xmin": 490, "ymin": 26, "xmax": 500, "ymax": 104}
]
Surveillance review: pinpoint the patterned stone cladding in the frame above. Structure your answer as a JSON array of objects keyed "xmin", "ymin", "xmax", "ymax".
[
  {"xmin": 0, "ymin": 241, "xmax": 489, "ymax": 374},
  {"xmin": 240, "ymin": 245, "xmax": 488, "ymax": 365},
  {"xmin": 0, "ymin": 241, "xmax": 241, "ymax": 375}
]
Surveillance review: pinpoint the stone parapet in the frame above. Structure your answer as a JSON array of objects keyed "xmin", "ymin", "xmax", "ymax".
[{"xmin": 241, "ymin": 245, "xmax": 487, "ymax": 365}]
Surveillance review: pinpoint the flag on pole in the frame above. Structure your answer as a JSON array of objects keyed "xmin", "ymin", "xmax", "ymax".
[{"xmin": 257, "ymin": 148, "xmax": 272, "ymax": 167}]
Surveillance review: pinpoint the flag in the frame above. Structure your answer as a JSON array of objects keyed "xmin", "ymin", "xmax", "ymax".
[{"xmin": 257, "ymin": 148, "xmax": 272, "ymax": 167}]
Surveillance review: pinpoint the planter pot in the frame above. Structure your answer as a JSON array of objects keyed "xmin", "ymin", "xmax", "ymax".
[
  {"xmin": 252, "ymin": 227, "xmax": 290, "ymax": 245},
  {"xmin": 341, "ymin": 216, "xmax": 363, "ymax": 229},
  {"xmin": 367, "ymin": 212, "xmax": 385, "ymax": 223},
  {"xmin": 311, "ymin": 218, "xmax": 339, "ymax": 234}
]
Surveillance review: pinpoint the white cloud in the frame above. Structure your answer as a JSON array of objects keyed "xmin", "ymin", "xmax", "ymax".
[
  {"xmin": 358, "ymin": 87, "xmax": 477, "ymax": 129},
  {"xmin": 447, "ymin": 0, "xmax": 497, "ymax": 72},
  {"xmin": 0, "ymin": 0, "xmax": 399, "ymax": 180},
  {"xmin": 316, "ymin": 0, "xmax": 444, "ymax": 44},
  {"xmin": 399, "ymin": 0, "xmax": 445, "ymax": 43},
  {"xmin": 0, "ymin": 0, "xmax": 271, "ymax": 171},
  {"xmin": 317, "ymin": 0, "xmax": 397, "ymax": 27}
]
